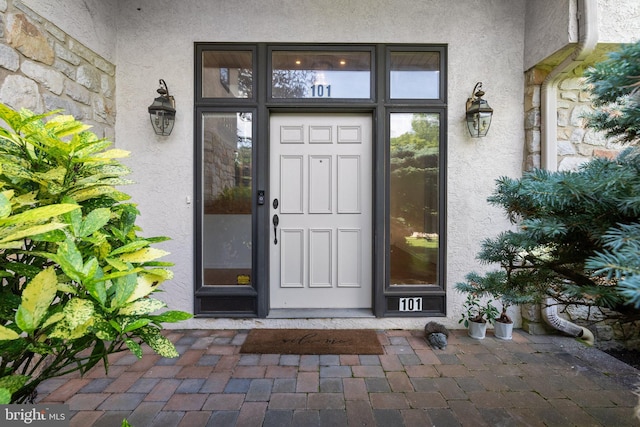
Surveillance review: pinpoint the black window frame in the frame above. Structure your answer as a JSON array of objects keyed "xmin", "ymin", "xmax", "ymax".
[{"xmin": 195, "ymin": 43, "xmax": 447, "ymax": 318}]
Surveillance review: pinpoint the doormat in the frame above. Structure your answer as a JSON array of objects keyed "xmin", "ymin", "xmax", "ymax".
[{"xmin": 240, "ymin": 329, "xmax": 383, "ymax": 355}]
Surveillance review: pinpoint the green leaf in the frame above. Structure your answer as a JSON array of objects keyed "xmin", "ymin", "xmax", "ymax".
[
  {"xmin": 78, "ymin": 208, "xmax": 111, "ymax": 238},
  {"xmin": 148, "ymin": 310, "xmax": 193, "ymax": 323},
  {"xmin": 0, "ymin": 204, "xmax": 79, "ymax": 226},
  {"xmin": 0, "ymin": 374, "xmax": 29, "ymax": 395},
  {"xmin": 15, "ymin": 267, "xmax": 58, "ymax": 333},
  {"xmin": 105, "ymin": 257, "xmax": 130, "ymax": 271},
  {"xmin": 0, "ymin": 325, "xmax": 19, "ymax": 340},
  {"xmin": 0, "ymin": 222, "xmax": 69, "ymax": 244},
  {"xmin": 41, "ymin": 312, "xmax": 64, "ymax": 329},
  {"xmin": 122, "ymin": 318, "xmax": 151, "ymax": 333},
  {"xmin": 118, "ymin": 248, "xmax": 169, "ymax": 264},
  {"xmin": 49, "ymin": 299, "xmax": 95, "ymax": 340},
  {"xmin": 0, "ymin": 388, "xmax": 10, "ymax": 404},
  {"xmin": 111, "ymin": 274, "xmax": 138, "ymax": 309},
  {"xmin": 0, "ymin": 192, "xmax": 11, "ymax": 218},
  {"xmin": 67, "ymin": 186, "xmax": 130, "ymax": 203},
  {"xmin": 125, "ymin": 338, "xmax": 143, "ymax": 359},
  {"xmin": 109, "ymin": 240, "xmax": 150, "ymax": 256},
  {"xmin": 85, "ymin": 271, "xmax": 107, "ymax": 307},
  {"xmin": 125, "ymin": 275, "xmax": 158, "ymax": 304},
  {"xmin": 31, "ymin": 228, "xmax": 66, "ymax": 242},
  {"xmin": 91, "ymin": 319, "xmax": 116, "ymax": 340},
  {"xmin": 56, "ymin": 238, "xmax": 84, "ymax": 282},
  {"xmin": 118, "ymin": 298, "xmax": 166, "ymax": 316},
  {"xmin": 138, "ymin": 326, "xmax": 179, "ymax": 358}
]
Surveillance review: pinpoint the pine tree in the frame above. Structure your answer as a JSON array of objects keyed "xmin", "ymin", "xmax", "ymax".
[{"xmin": 584, "ymin": 40, "xmax": 640, "ymax": 308}]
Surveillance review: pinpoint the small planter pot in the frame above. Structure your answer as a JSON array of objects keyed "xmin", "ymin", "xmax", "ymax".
[
  {"xmin": 494, "ymin": 321, "xmax": 513, "ymax": 340},
  {"xmin": 468, "ymin": 320, "xmax": 487, "ymax": 339}
]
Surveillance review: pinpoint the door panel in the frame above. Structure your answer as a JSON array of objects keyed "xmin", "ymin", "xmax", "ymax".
[{"xmin": 270, "ymin": 114, "xmax": 372, "ymax": 309}]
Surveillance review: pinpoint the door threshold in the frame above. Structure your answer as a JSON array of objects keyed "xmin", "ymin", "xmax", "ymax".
[{"xmin": 267, "ymin": 308, "xmax": 375, "ymax": 319}]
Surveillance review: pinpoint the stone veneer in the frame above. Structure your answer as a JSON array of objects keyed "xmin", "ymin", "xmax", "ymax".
[
  {"xmin": 524, "ymin": 67, "xmax": 621, "ymax": 173},
  {"xmin": 0, "ymin": 0, "xmax": 115, "ymax": 139}
]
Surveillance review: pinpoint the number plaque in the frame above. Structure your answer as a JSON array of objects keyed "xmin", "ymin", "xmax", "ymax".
[{"xmin": 398, "ymin": 297, "xmax": 422, "ymax": 312}]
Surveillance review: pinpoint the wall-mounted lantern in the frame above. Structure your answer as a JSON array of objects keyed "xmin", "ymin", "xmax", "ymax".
[
  {"xmin": 148, "ymin": 79, "xmax": 176, "ymax": 136},
  {"xmin": 465, "ymin": 82, "xmax": 493, "ymax": 138}
]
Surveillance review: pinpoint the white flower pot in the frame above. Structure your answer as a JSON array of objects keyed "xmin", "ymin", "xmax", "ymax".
[
  {"xmin": 468, "ymin": 320, "xmax": 487, "ymax": 339},
  {"xmin": 494, "ymin": 321, "xmax": 513, "ymax": 340}
]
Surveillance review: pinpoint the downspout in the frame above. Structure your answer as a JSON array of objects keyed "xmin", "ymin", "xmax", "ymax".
[
  {"xmin": 542, "ymin": 298, "xmax": 595, "ymax": 345},
  {"xmin": 540, "ymin": 0, "xmax": 597, "ymax": 345}
]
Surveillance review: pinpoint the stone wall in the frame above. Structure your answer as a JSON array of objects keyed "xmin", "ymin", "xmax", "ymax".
[
  {"xmin": 556, "ymin": 76, "xmax": 621, "ymax": 170},
  {"xmin": 0, "ymin": 0, "xmax": 115, "ymax": 139},
  {"xmin": 523, "ymin": 70, "xmax": 621, "ymax": 173}
]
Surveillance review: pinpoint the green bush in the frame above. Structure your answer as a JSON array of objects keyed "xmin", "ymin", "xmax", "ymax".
[{"xmin": 0, "ymin": 104, "xmax": 191, "ymax": 403}]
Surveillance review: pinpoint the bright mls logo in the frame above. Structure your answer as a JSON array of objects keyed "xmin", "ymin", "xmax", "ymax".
[{"xmin": 2, "ymin": 405, "xmax": 69, "ymax": 426}]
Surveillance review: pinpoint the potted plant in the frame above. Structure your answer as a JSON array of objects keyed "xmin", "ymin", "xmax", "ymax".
[
  {"xmin": 493, "ymin": 300, "xmax": 514, "ymax": 340},
  {"xmin": 458, "ymin": 293, "xmax": 499, "ymax": 339}
]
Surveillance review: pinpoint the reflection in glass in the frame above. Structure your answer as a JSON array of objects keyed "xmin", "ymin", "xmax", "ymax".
[
  {"xmin": 202, "ymin": 51, "xmax": 253, "ymax": 98},
  {"xmin": 271, "ymin": 51, "xmax": 371, "ymax": 99},
  {"xmin": 202, "ymin": 112, "xmax": 253, "ymax": 286},
  {"xmin": 389, "ymin": 113, "xmax": 439, "ymax": 285},
  {"xmin": 390, "ymin": 51, "xmax": 440, "ymax": 99}
]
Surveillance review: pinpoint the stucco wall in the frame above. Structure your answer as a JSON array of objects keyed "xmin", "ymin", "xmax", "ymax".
[
  {"xmin": 524, "ymin": 0, "xmax": 576, "ymax": 71},
  {"xmin": 112, "ymin": 0, "xmax": 526, "ymax": 329},
  {"xmin": 598, "ymin": 0, "xmax": 640, "ymax": 43}
]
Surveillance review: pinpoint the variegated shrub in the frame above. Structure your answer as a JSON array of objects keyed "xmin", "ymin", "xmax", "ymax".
[{"xmin": 0, "ymin": 104, "xmax": 191, "ymax": 403}]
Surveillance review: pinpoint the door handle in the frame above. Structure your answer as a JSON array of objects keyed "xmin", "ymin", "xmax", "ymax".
[{"xmin": 272, "ymin": 214, "xmax": 279, "ymax": 244}]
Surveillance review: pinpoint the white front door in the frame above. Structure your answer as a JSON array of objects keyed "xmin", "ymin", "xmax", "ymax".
[{"xmin": 269, "ymin": 114, "xmax": 372, "ymax": 309}]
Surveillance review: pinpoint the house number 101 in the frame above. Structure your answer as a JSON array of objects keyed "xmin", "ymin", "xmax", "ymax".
[
  {"xmin": 399, "ymin": 297, "xmax": 422, "ymax": 312},
  {"xmin": 310, "ymin": 84, "xmax": 331, "ymax": 97}
]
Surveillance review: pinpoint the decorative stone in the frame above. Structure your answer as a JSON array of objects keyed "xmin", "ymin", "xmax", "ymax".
[
  {"xmin": 569, "ymin": 127, "xmax": 585, "ymax": 143},
  {"xmin": 593, "ymin": 148, "xmax": 620, "ymax": 159},
  {"xmin": 21, "ymin": 59, "xmax": 64, "ymax": 95},
  {"xmin": 6, "ymin": 13, "xmax": 54, "ymax": 65},
  {"xmin": 53, "ymin": 58, "xmax": 75, "ymax": 79},
  {"xmin": 101, "ymin": 74, "xmax": 115, "ymax": 99},
  {"xmin": 0, "ymin": 74, "xmax": 42, "ymax": 112},
  {"xmin": 68, "ymin": 39, "xmax": 95, "ymax": 64},
  {"xmin": 524, "ymin": 85, "xmax": 540, "ymax": 110},
  {"xmin": 558, "ymin": 156, "xmax": 589, "ymax": 171},
  {"xmin": 524, "ymin": 109, "xmax": 540, "ymax": 130},
  {"xmin": 559, "ymin": 77, "xmax": 586, "ymax": 91},
  {"xmin": 560, "ymin": 91, "xmax": 578, "ymax": 101},
  {"xmin": 525, "ymin": 129, "xmax": 540, "ymax": 152},
  {"xmin": 557, "ymin": 140, "xmax": 576, "ymax": 156},
  {"xmin": 557, "ymin": 108, "xmax": 569, "ymax": 127},
  {"xmin": 570, "ymin": 104, "xmax": 592, "ymax": 127},
  {"xmin": 94, "ymin": 56, "xmax": 115, "ymax": 76},
  {"xmin": 583, "ymin": 129, "xmax": 607, "ymax": 146},
  {"xmin": 0, "ymin": 0, "xmax": 7, "ymax": 12},
  {"xmin": 44, "ymin": 22, "xmax": 65, "ymax": 42},
  {"xmin": 43, "ymin": 93, "xmax": 88, "ymax": 120},
  {"xmin": 55, "ymin": 43, "xmax": 81, "ymax": 66},
  {"xmin": 76, "ymin": 64, "xmax": 101, "ymax": 92},
  {"xmin": 595, "ymin": 325, "xmax": 614, "ymax": 341},
  {"xmin": 65, "ymin": 79, "xmax": 92, "ymax": 105},
  {"xmin": 0, "ymin": 43, "xmax": 20, "ymax": 71}
]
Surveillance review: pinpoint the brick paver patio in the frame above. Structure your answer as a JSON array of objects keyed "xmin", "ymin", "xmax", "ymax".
[{"xmin": 37, "ymin": 329, "xmax": 640, "ymax": 426}]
